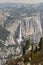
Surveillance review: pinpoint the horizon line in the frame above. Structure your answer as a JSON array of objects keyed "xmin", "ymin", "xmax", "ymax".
[{"xmin": 0, "ymin": 1, "xmax": 43, "ymax": 4}]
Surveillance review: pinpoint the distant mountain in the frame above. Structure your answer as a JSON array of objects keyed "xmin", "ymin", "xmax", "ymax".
[
  {"xmin": 0, "ymin": 3, "xmax": 43, "ymax": 62},
  {"xmin": 0, "ymin": 2, "xmax": 43, "ymax": 11},
  {"xmin": 0, "ymin": 2, "xmax": 43, "ymax": 43}
]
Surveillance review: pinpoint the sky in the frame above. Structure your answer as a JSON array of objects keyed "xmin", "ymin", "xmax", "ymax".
[{"xmin": 0, "ymin": 0, "xmax": 43, "ymax": 4}]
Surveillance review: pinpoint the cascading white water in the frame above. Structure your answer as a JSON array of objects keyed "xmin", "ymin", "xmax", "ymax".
[
  {"xmin": 16, "ymin": 21, "xmax": 23, "ymax": 44},
  {"xmin": 19, "ymin": 21, "xmax": 22, "ymax": 40}
]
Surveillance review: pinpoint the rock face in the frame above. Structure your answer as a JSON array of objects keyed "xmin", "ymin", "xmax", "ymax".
[
  {"xmin": 0, "ymin": 3, "xmax": 43, "ymax": 65},
  {"xmin": 0, "ymin": 5, "xmax": 42, "ymax": 44}
]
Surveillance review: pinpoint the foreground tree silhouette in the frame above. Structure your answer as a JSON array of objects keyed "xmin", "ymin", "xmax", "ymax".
[
  {"xmin": 25, "ymin": 38, "xmax": 30, "ymax": 49},
  {"xmin": 39, "ymin": 37, "xmax": 43, "ymax": 50},
  {"xmin": 23, "ymin": 38, "xmax": 30, "ymax": 55}
]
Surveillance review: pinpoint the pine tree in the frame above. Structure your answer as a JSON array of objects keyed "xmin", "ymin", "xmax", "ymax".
[
  {"xmin": 25, "ymin": 38, "xmax": 30, "ymax": 49},
  {"xmin": 23, "ymin": 38, "xmax": 30, "ymax": 55},
  {"xmin": 39, "ymin": 37, "xmax": 43, "ymax": 50}
]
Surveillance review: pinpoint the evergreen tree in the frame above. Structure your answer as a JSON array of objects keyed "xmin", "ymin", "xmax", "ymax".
[
  {"xmin": 23, "ymin": 38, "xmax": 30, "ymax": 55},
  {"xmin": 39, "ymin": 37, "xmax": 43, "ymax": 50},
  {"xmin": 25, "ymin": 38, "xmax": 30, "ymax": 49},
  {"xmin": 23, "ymin": 46, "xmax": 26, "ymax": 55}
]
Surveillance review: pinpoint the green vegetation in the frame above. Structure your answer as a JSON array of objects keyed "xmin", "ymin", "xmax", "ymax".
[
  {"xmin": 39, "ymin": 37, "xmax": 43, "ymax": 50},
  {"xmin": 4, "ymin": 37, "xmax": 43, "ymax": 65},
  {"xmin": 22, "ymin": 38, "xmax": 30, "ymax": 55},
  {"xmin": 22, "ymin": 37, "xmax": 43, "ymax": 64},
  {"xmin": 25, "ymin": 38, "xmax": 30, "ymax": 49}
]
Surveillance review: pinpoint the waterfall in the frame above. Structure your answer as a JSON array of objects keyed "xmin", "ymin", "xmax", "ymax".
[
  {"xmin": 19, "ymin": 21, "xmax": 22, "ymax": 40},
  {"xmin": 16, "ymin": 21, "xmax": 23, "ymax": 44}
]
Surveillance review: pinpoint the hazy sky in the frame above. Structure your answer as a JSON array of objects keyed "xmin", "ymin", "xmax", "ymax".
[{"xmin": 0, "ymin": 0, "xmax": 43, "ymax": 4}]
